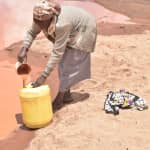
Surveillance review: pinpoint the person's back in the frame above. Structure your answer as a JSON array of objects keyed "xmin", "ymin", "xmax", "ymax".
[
  {"xmin": 58, "ymin": 6, "xmax": 95, "ymax": 27},
  {"xmin": 56, "ymin": 6, "xmax": 97, "ymax": 52}
]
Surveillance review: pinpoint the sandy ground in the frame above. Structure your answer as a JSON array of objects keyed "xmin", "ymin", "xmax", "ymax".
[
  {"xmin": 1, "ymin": 32, "xmax": 150, "ymax": 150},
  {"xmin": 0, "ymin": 0, "xmax": 150, "ymax": 150},
  {"xmin": 25, "ymin": 33, "xmax": 150, "ymax": 150}
]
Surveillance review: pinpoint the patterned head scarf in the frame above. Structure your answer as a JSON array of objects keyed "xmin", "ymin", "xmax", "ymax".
[
  {"xmin": 33, "ymin": 0, "xmax": 61, "ymax": 21},
  {"xmin": 33, "ymin": 0, "xmax": 61, "ymax": 38}
]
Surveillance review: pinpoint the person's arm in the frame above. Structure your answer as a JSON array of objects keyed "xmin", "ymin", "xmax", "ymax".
[
  {"xmin": 23, "ymin": 21, "xmax": 41, "ymax": 49},
  {"xmin": 31, "ymin": 23, "xmax": 72, "ymax": 88},
  {"xmin": 42, "ymin": 23, "xmax": 71, "ymax": 77},
  {"xmin": 17, "ymin": 21, "xmax": 41, "ymax": 63}
]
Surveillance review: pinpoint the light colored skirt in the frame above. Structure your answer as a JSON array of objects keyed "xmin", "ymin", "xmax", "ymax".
[{"xmin": 58, "ymin": 48, "xmax": 91, "ymax": 92}]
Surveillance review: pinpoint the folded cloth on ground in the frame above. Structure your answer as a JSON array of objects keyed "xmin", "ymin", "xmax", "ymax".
[{"xmin": 104, "ymin": 89, "xmax": 148, "ymax": 115}]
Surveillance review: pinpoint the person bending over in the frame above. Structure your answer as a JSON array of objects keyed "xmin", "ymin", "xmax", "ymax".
[{"xmin": 17, "ymin": 0, "xmax": 97, "ymax": 110}]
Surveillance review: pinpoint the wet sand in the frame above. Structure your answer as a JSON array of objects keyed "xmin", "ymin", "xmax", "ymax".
[
  {"xmin": 0, "ymin": 127, "xmax": 34, "ymax": 150},
  {"xmin": 0, "ymin": 68, "xmax": 22, "ymax": 137},
  {"xmin": 0, "ymin": 49, "xmax": 59, "ymax": 149}
]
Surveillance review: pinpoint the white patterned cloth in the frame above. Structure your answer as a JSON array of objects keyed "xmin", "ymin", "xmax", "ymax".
[{"xmin": 104, "ymin": 89, "xmax": 148, "ymax": 115}]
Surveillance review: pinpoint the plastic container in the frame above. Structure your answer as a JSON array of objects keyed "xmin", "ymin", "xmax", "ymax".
[
  {"xmin": 16, "ymin": 63, "xmax": 31, "ymax": 87},
  {"xmin": 19, "ymin": 85, "xmax": 53, "ymax": 128},
  {"xmin": 17, "ymin": 63, "xmax": 31, "ymax": 75}
]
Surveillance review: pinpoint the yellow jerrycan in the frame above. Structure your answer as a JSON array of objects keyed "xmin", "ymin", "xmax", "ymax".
[{"xmin": 19, "ymin": 85, "xmax": 53, "ymax": 129}]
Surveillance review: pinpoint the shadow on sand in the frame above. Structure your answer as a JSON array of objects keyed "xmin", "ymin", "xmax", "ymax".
[{"xmin": 54, "ymin": 91, "xmax": 90, "ymax": 113}]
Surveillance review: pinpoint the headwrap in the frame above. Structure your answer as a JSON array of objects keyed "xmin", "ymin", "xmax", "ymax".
[
  {"xmin": 33, "ymin": 0, "xmax": 61, "ymax": 38},
  {"xmin": 33, "ymin": 0, "xmax": 60, "ymax": 20}
]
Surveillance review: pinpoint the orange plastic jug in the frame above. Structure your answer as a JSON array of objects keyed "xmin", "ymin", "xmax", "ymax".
[{"xmin": 19, "ymin": 85, "xmax": 53, "ymax": 128}]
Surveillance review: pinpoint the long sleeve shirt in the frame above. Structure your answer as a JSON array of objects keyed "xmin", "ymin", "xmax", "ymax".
[{"xmin": 23, "ymin": 6, "xmax": 97, "ymax": 77}]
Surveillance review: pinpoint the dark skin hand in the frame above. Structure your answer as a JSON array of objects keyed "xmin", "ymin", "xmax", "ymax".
[
  {"xmin": 31, "ymin": 75, "xmax": 47, "ymax": 88},
  {"xmin": 17, "ymin": 47, "xmax": 28, "ymax": 63}
]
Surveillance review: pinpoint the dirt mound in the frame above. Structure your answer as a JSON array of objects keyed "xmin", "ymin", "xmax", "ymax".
[{"xmin": 26, "ymin": 33, "xmax": 150, "ymax": 150}]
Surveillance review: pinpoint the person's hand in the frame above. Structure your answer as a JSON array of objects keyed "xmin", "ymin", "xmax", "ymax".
[
  {"xmin": 15, "ymin": 61, "xmax": 22, "ymax": 70},
  {"xmin": 17, "ymin": 47, "xmax": 28, "ymax": 63},
  {"xmin": 31, "ymin": 75, "xmax": 47, "ymax": 88}
]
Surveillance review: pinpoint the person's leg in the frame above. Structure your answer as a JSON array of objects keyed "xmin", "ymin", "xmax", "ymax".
[
  {"xmin": 53, "ymin": 48, "xmax": 91, "ymax": 110},
  {"xmin": 63, "ymin": 89, "xmax": 74, "ymax": 103},
  {"xmin": 52, "ymin": 91, "xmax": 65, "ymax": 112},
  {"xmin": 52, "ymin": 89, "xmax": 73, "ymax": 112},
  {"xmin": 58, "ymin": 48, "xmax": 91, "ymax": 90}
]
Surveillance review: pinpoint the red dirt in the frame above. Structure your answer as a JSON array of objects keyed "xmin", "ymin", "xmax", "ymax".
[
  {"xmin": 0, "ymin": 47, "xmax": 59, "ymax": 149},
  {"xmin": 0, "ymin": 68, "xmax": 22, "ymax": 137}
]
